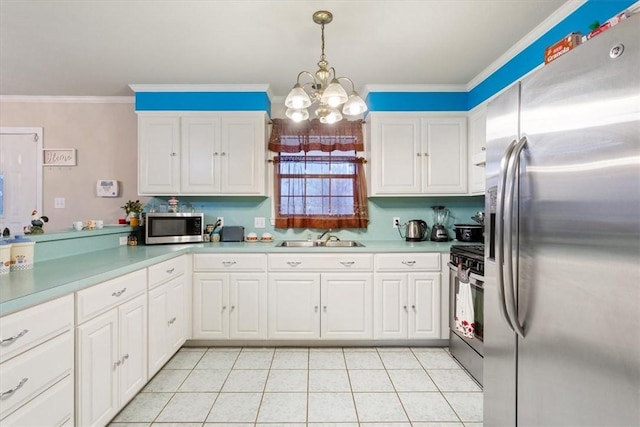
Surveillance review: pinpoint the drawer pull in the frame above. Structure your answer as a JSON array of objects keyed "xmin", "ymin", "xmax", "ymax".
[
  {"xmin": 340, "ymin": 261, "xmax": 355, "ymax": 267},
  {"xmin": 401, "ymin": 260, "xmax": 416, "ymax": 266},
  {"xmin": 166, "ymin": 267, "xmax": 175, "ymax": 274},
  {"xmin": 0, "ymin": 329, "xmax": 29, "ymax": 345},
  {"xmin": 0, "ymin": 377, "xmax": 28, "ymax": 399},
  {"xmin": 286, "ymin": 261, "xmax": 302, "ymax": 267},
  {"xmin": 112, "ymin": 288, "xmax": 127, "ymax": 297},
  {"xmin": 168, "ymin": 317, "xmax": 177, "ymax": 325},
  {"xmin": 222, "ymin": 261, "xmax": 237, "ymax": 267}
]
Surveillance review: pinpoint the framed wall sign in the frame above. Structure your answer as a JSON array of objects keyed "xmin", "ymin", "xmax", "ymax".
[{"xmin": 43, "ymin": 148, "xmax": 76, "ymax": 166}]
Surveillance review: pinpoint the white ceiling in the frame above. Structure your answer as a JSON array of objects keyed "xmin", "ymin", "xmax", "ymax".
[{"xmin": 0, "ymin": 0, "xmax": 571, "ymax": 98}]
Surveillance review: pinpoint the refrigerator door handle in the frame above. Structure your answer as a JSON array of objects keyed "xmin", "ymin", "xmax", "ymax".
[
  {"xmin": 504, "ymin": 136, "xmax": 527, "ymax": 338},
  {"xmin": 495, "ymin": 138, "xmax": 518, "ymax": 333}
]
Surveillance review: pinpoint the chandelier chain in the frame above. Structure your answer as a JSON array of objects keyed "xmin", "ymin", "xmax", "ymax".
[{"xmin": 320, "ymin": 23, "xmax": 326, "ymax": 62}]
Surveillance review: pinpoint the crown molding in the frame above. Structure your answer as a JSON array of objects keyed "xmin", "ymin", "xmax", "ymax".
[
  {"xmin": 129, "ymin": 84, "xmax": 273, "ymax": 99},
  {"xmin": 466, "ymin": 0, "xmax": 585, "ymax": 91},
  {"xmin": 0, "ymin": 95, "xmax": 134, "ymax": 103}
]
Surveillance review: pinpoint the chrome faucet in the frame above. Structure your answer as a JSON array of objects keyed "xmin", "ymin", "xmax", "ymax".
[{"xmin": 317, "ymin": 229, "xmax": 338, "ymax": 242}]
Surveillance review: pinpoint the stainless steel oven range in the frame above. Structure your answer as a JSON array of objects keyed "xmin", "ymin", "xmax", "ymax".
[{"xmin": 449, "ymin": 244, "xmax": 484, "ymax": 386}]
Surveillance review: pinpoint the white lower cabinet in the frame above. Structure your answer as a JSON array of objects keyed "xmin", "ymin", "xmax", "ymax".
[
  {"xmin": 192, "ymin": 254, "xmax": 267, "ymax": 340},
  {"xmin": 148, "ymin": 276, "xmax": 187, "ymax": 376},
  {"xmin": 374, "ymin": 254, "xmax": 442, "ymax": 340},
  {"xmin": 192, "ymin": 272, "xmax": 267, "ymax": 339},
  {"xmin": 267, "ymin": 254, "xmax": 374, "ymax": 340},
  {"xmin": 0, "ymin": 295, "xmax": 74, "ymax": 426},
  {"xmin": 76, "ymin": 271, "xmax": 148, "ymax": 427}
]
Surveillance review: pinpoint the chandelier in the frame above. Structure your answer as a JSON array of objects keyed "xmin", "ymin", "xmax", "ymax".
[{"xmin": 284, "ymin": 10, "xmax": 368, "ymax": 124}]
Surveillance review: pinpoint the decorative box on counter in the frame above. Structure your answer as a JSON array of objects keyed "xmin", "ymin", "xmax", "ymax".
[{"xmin": 545, "ymin": 33, "xmax": 582, "ymax": 64}]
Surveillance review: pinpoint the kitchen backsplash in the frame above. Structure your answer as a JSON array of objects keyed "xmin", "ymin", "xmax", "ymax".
[{"xmin": 147, "ymin": 195, "xmax": 485, "ymax": 242}]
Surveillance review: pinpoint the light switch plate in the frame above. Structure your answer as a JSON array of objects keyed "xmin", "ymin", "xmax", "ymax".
[
  {"xmin": 254, "ymin": 217, "xmax": 266, "ymax": 228},
  {"xmin": 54, "ymin": 197, "xmax": 65, "ymax": 209}
]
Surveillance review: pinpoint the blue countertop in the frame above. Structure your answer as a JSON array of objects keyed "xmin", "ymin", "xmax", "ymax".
[{"xmin": 0, "ymin": 240, "xmax": 464, "ymax": 316}]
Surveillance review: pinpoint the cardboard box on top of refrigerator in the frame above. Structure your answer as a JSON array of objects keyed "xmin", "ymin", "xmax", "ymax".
[
  {"xmin": 544, "ymin": 33, "xmax": 582, "ymax": 64},
  {"xmin": 586, "ymin": 11, "xmax": 628, "ymax": 40}
]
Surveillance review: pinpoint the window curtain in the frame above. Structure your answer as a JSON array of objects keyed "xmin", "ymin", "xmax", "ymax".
[
  {"xmin": 273, "ymin": 155, "xmax": 369, "ymax": 229},
  {"xmin": 268, "ymin": 118, "xmax": 364, "ymax": 153}
]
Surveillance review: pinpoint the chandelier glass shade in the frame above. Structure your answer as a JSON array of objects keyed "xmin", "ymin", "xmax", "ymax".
[{"xmin": 285, "ymin": 10, "xmax": 368, "ymax": 124}]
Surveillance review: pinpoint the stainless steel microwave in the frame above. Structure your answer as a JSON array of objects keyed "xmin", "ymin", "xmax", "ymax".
[{"xmin": 145, "ymin": 212, "xmax": 204, "ymax": 244}]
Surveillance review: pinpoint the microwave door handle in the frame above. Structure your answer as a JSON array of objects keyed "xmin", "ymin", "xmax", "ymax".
[
  {"xmin": 496, "ymin": 138, "xmax": 518, "ymax": 333},
  {"xmin": 504, "ymin": 136, "xmax": 527, "ymax": 339}
]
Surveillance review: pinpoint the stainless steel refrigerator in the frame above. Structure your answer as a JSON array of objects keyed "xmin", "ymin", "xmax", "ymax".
[{"xmin": 484, "ymin": 12, "xmax": 640, "ymax": 426}]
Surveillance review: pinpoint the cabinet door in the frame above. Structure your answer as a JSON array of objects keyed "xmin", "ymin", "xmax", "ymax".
[
  {"xmin": 422, "ymin": 117, "xmax": 468, "ymax": 193},
  {"xmin": 374, "ymin": 273, "xmax": 408, "ymax": 339},
  {"xmin": 321, "ymin": 273, "xmax": 373, "ymax": 339},
  {"xmin": 167, "ymin": 276, "xmax": 187, "ymax": 352},
  {"xmin": 468, "ymin": 106, "xmax": 487, "ymax": 194},
  {"xmin": 138, "ymin": 116, "xmax": 180, "ymax": 195},
  {"xmin": 220, "ymin": 115, "xmax": 266, "ymax": 194},
  {"xmin": 408, "ymin": 272, "xmax": 441, "ymax": 339},
  {"xmin": 76, "ymin": 310, "xmax": 119, "ymax": 427},
  {"xmin": 370, "ymin": 115, "xmax": 422, "ymax": 194},
  {"xmin": 118, "ymin": 294, "xmax": 147, "ymax": 405},
  {"xmin": 147, "ymin": 283, "xmax": 170, "ymax": 377},
  {"xmin": 268, "ymin": 273, "xmax": 320, "ymax": 339},
  {"xmin": 229, "ymin": 273, "xmax": 267, "ymax": 339},
  {"xmin": 192, "ymin": 273, "xmax": 229, "ymax": 339},
  {"xmin": 181, "ymin": 116, "xmax": 221, "ymax": 193}
]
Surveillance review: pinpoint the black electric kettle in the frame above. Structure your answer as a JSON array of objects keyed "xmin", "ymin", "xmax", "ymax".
[{"xmin": 405, "ymin": 219, "xmax": 428, "ymax": 241}]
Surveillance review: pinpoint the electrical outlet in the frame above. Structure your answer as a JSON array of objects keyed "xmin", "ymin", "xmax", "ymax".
[
  {"xmin": 217, "ymin": 217, "xmax": 224, "ymax": 228},
  {"xmin": 393, "ymin": 217, "xmax": 401, "ymax": 228},
  {"xmin": 119, "ymin": 236, "xmax": 127, "ymax": 245}
]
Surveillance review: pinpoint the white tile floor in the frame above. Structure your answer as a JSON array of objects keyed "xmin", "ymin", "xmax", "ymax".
[{"xmin": 109, "ymin": 346, "xmax": 483, "ymax": 427}]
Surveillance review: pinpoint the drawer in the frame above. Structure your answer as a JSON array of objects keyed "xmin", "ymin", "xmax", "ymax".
[
  {"xmin": 0, "ymin": 330, "xmax": 73, "ymax": 420},
  {"xmin": 269, "ymin": 254, "xmax": 373, "ymax": 271},
  {"xmin": 0, "ymin": 375, "xmax": 73, "ymax": 426},
  {"xmin": 76, "ymin": 269, "xmax": 147, "ymax": 324},
  {"xmin": 374, "ymin": 253, "xmax": 441, "ymax": 271},
  {"xmin": 193, "ymin": 254, "xmax": 266, "ymax": 272},
  {"xmin": 0, "ymin": 295, "xmax": 73, "ymax": 363},
  {"xmin": 148, "ymin": 255, "xmax": 186, "ymax": 289}
]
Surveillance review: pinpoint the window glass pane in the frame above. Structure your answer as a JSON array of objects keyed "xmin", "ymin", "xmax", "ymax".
[
  {"xmin": 331, "ymin": 197, "xmax": 354, "ymax": 214},
  {"xmin": 331, "ymin": 178, "xmax": 353, "ymax": 194}
]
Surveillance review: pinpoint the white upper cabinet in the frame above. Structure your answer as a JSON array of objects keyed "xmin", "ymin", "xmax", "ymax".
[
  {"xmin": 368, "ymin": 113, "xmax": 468, "ymax": 195},
  {"xmin": 468, "ymin": 105, "xmax": 487, "ymax": 194},
  {"xmin": 138, "ymin": 112, "xmax": 268, "ymax": 196}
]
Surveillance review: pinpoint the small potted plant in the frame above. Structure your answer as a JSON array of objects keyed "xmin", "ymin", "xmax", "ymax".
[{"xmin": 121, "ymin": 199, "xmax": 143, "ymax": 226}]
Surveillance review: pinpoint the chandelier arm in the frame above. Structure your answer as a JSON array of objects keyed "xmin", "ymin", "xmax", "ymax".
[
  {"xmin": 296, "ymin": 71, "xmax": 318, "ymax": 85},
  {"xmin": 336, "ymin": 76, "xmax": 356, "ymax": 92}
]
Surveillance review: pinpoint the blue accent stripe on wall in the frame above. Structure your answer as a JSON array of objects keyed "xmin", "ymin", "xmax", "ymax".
[
  {"xmin": 135, "ymin": 92, "xmax": 271, "ymax": 114},
  {"xmin": 467, "ymin": 0, "xmax": 636, "ymax": 109},
  {"xmin": 367, "ymin": 0, "xmax": 635, "ymax": 113},
  {"xmin": 366, "ymin": 92, "xmax": 468, "ymax": 112}
]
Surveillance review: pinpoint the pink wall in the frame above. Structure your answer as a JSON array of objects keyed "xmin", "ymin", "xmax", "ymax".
[{"xmin": 0, "ymin": 99, "xmax": 148, "ymax": 231}]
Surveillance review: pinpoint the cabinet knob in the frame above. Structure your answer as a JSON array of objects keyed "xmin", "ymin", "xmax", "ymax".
[
  {"xmin": 411, "ymin": 305, "xmax": 416, "ymax": 310},
  {"xmin": 222, "ymin": 306, "xmax": 227, "ymax": 310},
  {"xmin": 482, "ymin": 146, "xmax": 486, "ymax": 151},
  {"xmin": 424, "ymin": 152, "xmax": 429, "ymax": 156},
  {"xmin": 230, "ymin": 305, "xmax": 235, "ymax": 311},
  {"xmin": 416, "ymin": 153, "xmax": 421, "ymax": 157},
  {"xmin": 221, "ymin": 152, "xmax": 227, "ymax": 156},
  {"xmin": 323, "ymin": 305, "xmax": 327, "ymax": 312},
  {"xmin": 403, "ymin": 305, "xmax": 408, "ymax": 311},
  {"xmin": 0, "ymin": 377, "xmax": 28, "ymax": 398},
  {"xmin": 168, "ymin": 316, "xmax": 177, "ymax": 325},
  {"xmin": 314, "ymin": 305, "xmax": 318, "ymax": 312},
  {"xmin": 170, "ymin": 152, "xmax": 176, "ymax": 157},
  {"xmin": 121, "ymin": 354, "xmax": 129, "ymax": 364},
  {"xmin": 213, "ymin": 152, "xmax": 219, "ymax": 156},
  {"xmin": 0, "ymin": 328, "xmax": 29, "ymax": 345}
]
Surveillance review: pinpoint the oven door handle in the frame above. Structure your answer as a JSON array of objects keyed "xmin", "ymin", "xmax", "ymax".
[
  {"xmin": 496, "ymin": 138, "xmax": 517, "ymax": 334},
  {"xmin": 503, "ymin": 136, "xmax": 527, "ymax": 338}
]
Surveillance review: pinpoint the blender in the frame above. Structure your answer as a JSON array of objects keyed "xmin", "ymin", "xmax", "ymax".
[{"xmin": 430, "ymin": 206, "xmax": 450, "ymax": 241}]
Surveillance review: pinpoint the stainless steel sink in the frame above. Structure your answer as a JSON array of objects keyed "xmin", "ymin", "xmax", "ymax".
[{"xmin": 276, "ymin": 240, "xmax": 365, "ymax": 247}]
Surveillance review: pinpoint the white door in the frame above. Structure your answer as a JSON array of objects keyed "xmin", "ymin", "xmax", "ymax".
[
  {"xmin": 220, "ymin": 115, "xmax": 265, "ymax": 194},
  {"xmin": 181, "ymin": 116, "xmax": 220, "ymax": 193},
  {"xmin": 371, "ymin": 116, "xmax": 422, "ymax": 194},
  {"xmin": 168, "ymin": 277, "xmax": 187, "ymax": 353},
  {"xmin": 374, "ymin": 273, "xmax": 408, "ymax": 339},
  {"xmin": 267, "ymin": 273, "xmax": 320, "ymax": 339},
  {"xmin": 229, "ymin": 273, "xmax": 267, "ymax": 339},
  {"xmin": 148, "ymin": 283, "xmax": 170, "ymax": 377},
  {"xmin": 422, "ymin": 117, "xmax": 468, "ymax": 193},
  {"xmin": 321, "ymin": 273, "xmax": 373, "ymax": 339},
  {"xmin": 192, "ymin": 273, "xmax": 229, "ymax": 339},
  {"xmin": 408, "ymin": 272, "xmax": 441, "ymax": 339},
  {"xmin": 138, "ymin": 116, "xmax": 180, "ymax": 194},
  {"xmin": 76, "ymin": 310, "xmax": 119, "ymax": 427},
  {"xmin": 118, "ymin": 294, "xmax": 147, "ymax": 405},
  {"xmin": 0, "ymin": 128, "xmax": 42, "ymax": 234}
]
